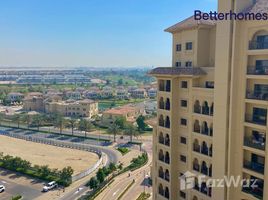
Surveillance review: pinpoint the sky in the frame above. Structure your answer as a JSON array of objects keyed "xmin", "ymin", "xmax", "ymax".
[{"xmin": 0, "ymin": 0, "xmax": 217, "ymax": 68}]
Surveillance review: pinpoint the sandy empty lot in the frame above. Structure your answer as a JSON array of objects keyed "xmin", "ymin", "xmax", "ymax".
[{"xmin": 0, "ymin": 135, "xmax": 99, "ymax": 175}]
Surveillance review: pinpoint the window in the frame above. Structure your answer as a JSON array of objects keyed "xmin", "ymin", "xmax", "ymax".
[
  {"xmin": 181, "ymin": 100, "xmax": 187, "ymax": 107},
  {"xmin": 186, "ymin": 42, "xmax": 193, "ymax": 50},
  {"xmin": 176, "ymin": 44, "xmax": 182, "ymax": 51},
  {"xmin": 175, "ymin": 61, "xmax": 181, "ymax": 67},
  {"xmin": 180, "ymin": 137, "xmax": 187, "ymax": 144},
  {"xmin": 181, "ymin": 81, "xmax": 188, "ymax": 88},
  {"xmin": 180, "ymin": 118, "xmax": 187, "ymax": 126},
  {"xmin": 185, "ymin": 61, "xmax": 192, "ymax": 67},
  {"xmin": 206, "ymin": 81, "xmax": 214, "ymax": 89},
  {"xmin": 180, "ymin": 155, "xmax": 187, "ymax": 162},
  {"xmin": 180, "ymin": 191, "xmax": 186, "ymax": 198}
]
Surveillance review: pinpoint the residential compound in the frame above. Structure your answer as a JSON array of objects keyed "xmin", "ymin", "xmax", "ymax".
[{"xmin": 149, "ymin": 0, "xmax": 268, "ymax": 200}]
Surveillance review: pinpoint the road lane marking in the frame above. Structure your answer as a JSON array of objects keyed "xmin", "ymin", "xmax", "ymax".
[{"xmin": 113, "ymin": 189, "xmax": 119, "ymax": 196}]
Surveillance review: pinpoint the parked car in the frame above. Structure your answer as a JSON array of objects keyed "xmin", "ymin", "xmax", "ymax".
[
  {"xmin": 0, "ymin": 185, "xmax": 5, "ymax": 193},
  {"xmin": 42, "ymin": 181, "xmax": 58, "ymax": 192}
]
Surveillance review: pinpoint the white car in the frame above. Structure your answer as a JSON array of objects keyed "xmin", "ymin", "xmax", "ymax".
[
  {"xmin": 42, "ymin": 181, "xmax": 58, "ymax": 192},
  {"xmin": 0, "ymin": 185, "xmax": 5, "ymax": 193}
]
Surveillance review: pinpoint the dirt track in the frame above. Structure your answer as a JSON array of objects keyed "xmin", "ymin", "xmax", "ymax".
[{"xmin": 0, "ymin": 135, "xmax": 99, "ymax": 175}]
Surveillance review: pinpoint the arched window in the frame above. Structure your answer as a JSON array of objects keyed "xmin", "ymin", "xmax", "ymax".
[
  {"xmin": 202, "ymin": 121, "xmax": 208, "ymax": 135},
  {"xmin": 250, "ymin": 30, "xmax": 268, "ymax": 49},
  {"xmin": 165, "ymin": 116, "xmax": 170, "ymax": 128},
  {"xmin": 159, "ymin": 115, "xmax": 164, "ymax": 127},
  {"xmin": 166, "ymin": 98, "xmax": 170, "ymax": 110},
  {"xmin": 209, "ymin": 164, "xmax": 212, "ymax": 177},
  {"xmin": 201, "ymin": 182, "xmax": 208, "ymax": 195},
  {"xmin": 193, "ymin": 158, "xmax": 200, "ymax": 172},
  {"xmin": 165, "ymin": 134, "xmax": 170, "ymax": 146},
  {"xmin": 165, "ymin": 169, "xmax": 170, "ymax": 181},
  {"xmin": 165, "ymin": 187, "xmax": 170, "ymax": 199},
  {"xmin": 210, "ymin": 123, "xmax": 213, "ymax": 136},
  {"xmin": 159, "ymin": 97, "xmax": 164, "ymax": 109},
  {"xmin": 210, "ymin": 102, "xmax": 214, "ymax": 116},
  {"xmin": 159, "ymin": 132, "xmax": 164, "ymax": 144},
  {"xmin": 202, "ymin": 101, "xmax": 209, "ymax": 115},
  {"xmin": 158, "ymin": 166, "xmax": 164, "ymax": 178},
  {"xmin": 159, "ymin": 149, "xmax": 164, "ymax": 161},
  {"xmin": 201, "ymin": 161, "xmax": 208, "ymax": 175},
  {"xmin": 193, "ymin": 139, "xmax": 200, "ymax": 152},
  {"xmin": 194, "ymin": 100, "xmax": 201, "ymax": 113},
  {"xmin": 193, "ymin": 195, "xmax": 198, "ymax": 200},
  {"xmin": 158, "ymin": 183, "xmax": 164, "ymax": 195},
  {"xmin": 194, "ymin": 120, "xmax": 200, "ymax": 133},
  {"xmin": 165, "ymin": 152, "xmax": 170, "ymax": 164},
  {"xmin": 209, "ymin": 144, "xmax": 213, "ymax": 157},
  {"xmin": 166, "ymin": 80, "xmax": 171, "ymax": 92},
  {"xmin": 201, "ymin": 141, "xmax": 208, "ymax": 155}
]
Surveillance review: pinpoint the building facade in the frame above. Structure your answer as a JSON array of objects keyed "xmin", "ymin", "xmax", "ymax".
[{"xmin": 150, "ymin": 0, "xmax": 268, "ymax": 200}]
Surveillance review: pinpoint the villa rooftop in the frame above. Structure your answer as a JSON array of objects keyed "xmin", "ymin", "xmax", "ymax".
[
  {"xmin": 245, "ymin": 0, "xmax": 268, "ymax": 13},
  {"xmin": 165, "ymin": 15, "xmax": 215, "ymax": 33},
  {"xmin": 148, "ymin": 67, "xmax": 207, "ymax": 76}
]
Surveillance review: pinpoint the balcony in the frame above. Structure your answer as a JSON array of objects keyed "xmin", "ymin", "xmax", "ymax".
[
  {"xmin": 244, "ymin": 137, "xmax": 265, "ymax": 151},
  {"xmin": 247, "ymin": 66, "xmax": 268, "ymax": 75},
  {"xmin": 246, "ymin": 91, "xmax": 268, "ymax": 101},
  {"xmin": 249, "ymin": 41, "xmax": 268, "ymax": 50},
  {"xmin": 245, "ymin": 114, "xmax": 267, "ymax": 126},
  {"xmin": 242, "ymin": 187, "xmax": 263, "ymax": 200},
  {"xmin": 193, "ymin": 145, "xmax": 212, "ymax": 157},
  {"xmin": 243, "ymin": 160, "xmax": 264, "ymax": 174}
]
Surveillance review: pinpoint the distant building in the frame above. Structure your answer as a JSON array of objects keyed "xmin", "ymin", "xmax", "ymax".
[
  {"xmin": 23, "ymin": 96, "xmax": 45, "ymax": 112},
  {"xmin": 116, "ymin": 89, "xmax": 128, "ymax": 99},
  {"xmin": 130, "ymin": 88, "xmax": 147, "ymax": 99},
  {"xmin": 83, "ymin": 90, "xmax": 100, "ymax": 99},
  {"xmin": 101, "ymin": 104, "xmax": 144, "ymax": 125},
  {"xmin": 65, "ymin": 91, "xmax": 82, "ymax": 100},
  {"xmin": 7, "ymin": 92, "xmax": 24, "ymax": 103},
  {"xmin": 147, "ymin": 88, "xmax": 157, "ymax": 98},
  {"xmin": 101, "ymin": 86, "xmax": 114, "ymax": 99},
  {"xmin": 45, "ymin": 99, "xmax": 98, "ymax": 118}
]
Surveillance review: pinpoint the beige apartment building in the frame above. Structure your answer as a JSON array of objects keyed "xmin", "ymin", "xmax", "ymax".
[
  {"xmin": 45, "ymin": 99, "xmax": 98, "ymax": 118},
  {"xmin": 150, "ymin": 0, "xmax": 268, "ymax": 200}
]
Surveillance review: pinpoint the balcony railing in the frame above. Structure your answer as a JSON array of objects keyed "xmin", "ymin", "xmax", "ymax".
[
  {"xmin": 245, "ymin": 114, "xmax": 267, "ymax": 126},
  {"xmin": 193, "ymin": 128, "xmax": 213, "ymax": 137},
  {"xmin": 243, "ymin": 160, "xmax": 264, "ymax": 174},
  {"xmin": 193, "ymin": 146, "xmax": 212, "ymax": 157},
  {"xmin": 242, "ymin": 187, "xmax": 263, "ymax": 200},
  {"xmin": 247, "ymin": 66, "xmax": 268, "ymax": 75},
  {"xmin": 246, "ymin": 91, "xmax": 268, "ymax": 101},
  {"xmin": 244, "ymin": 137, "xmax": 265, "ymax": 151},
  {"xmin": 249, "ymin": 41, "xmax": 268, "ymax": 50}
]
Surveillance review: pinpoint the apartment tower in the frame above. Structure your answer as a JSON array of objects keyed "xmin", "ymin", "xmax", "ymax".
[{"xmin": 150, "ymin": 0, "xmax": 268, "ymax": 200}]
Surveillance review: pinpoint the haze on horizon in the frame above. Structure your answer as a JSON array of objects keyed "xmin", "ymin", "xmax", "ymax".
[{"xmin": 0, "ymin": 0, "xmax": 217, "ymax": 68}]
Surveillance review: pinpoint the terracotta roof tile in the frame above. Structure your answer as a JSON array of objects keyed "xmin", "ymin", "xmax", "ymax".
[{"xmin": 165, "ymin": 15, "xmax": 215, "ymax": 33}]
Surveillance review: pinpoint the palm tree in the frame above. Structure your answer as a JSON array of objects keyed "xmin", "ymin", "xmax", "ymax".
[
  {"xmin": 78, "ymin": 119, "xmax": 92, "ymax": 138},
  {"xmin": 67, "ymin": 118, "xmax": 77, "ymax": 136},
  {"xmin": 108, "ymin": 123, "xmax": 120, "ymax": 142},
  {"xmin": 21, "ymin": 113, "xmax": 31, "ymax": 129},
  {"xmin": 53, "ymin": 114, "xmax": 66, "ymax": 134},
  {"xmin": 32, "ymin": 114, "xmax": 43, "ymax": 131},
  {"xmin": 12, "ymin": 114, "xmax": 21, "ymax": 128},
  {"xmin": 124, "ymin": 124, "xmax": 137, "ymax": 143}
]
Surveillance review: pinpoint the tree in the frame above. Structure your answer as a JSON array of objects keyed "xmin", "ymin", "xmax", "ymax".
[
  {"xmin": 108, "ymin": 123, "xmax": 120, "ymax": 142},
  {"xmin": 96, "ymin": 168, "xmax": 105, "ymax": 183},
  {"xmin": 108, "ymin": 163, "xmax": 117, "ymax": 172},
  {"xmin": 59, "ymin": 166, "xmax": 74, "ymax": 186},
  {"xmin": 12, "ymin": 114, "xmax": 21, "ymax": 128},
  {"xmin": 78, "ymin": 119, "xmax": 93, "ymax": 138},
  {"xmin": 53, "ymin": 114, "xmax": 66, "ymax": 134},
  {"xmin": 32, "ymin": 114, "xmax": 43, "ymax": 131},
  {"xmin": 117, "ymin": 79, "xmax": 123, "ymax": 85},
  {"xmin": 114, "ymin": 116, "xmax": 126, "ymax": 129},
  {"xmin": 21, "ymin": 113, "xmax": 31, "ymax": 129},
  {"xmin": 0, "ymin": 113, "xmax": 4, "ymax": 126},
  {"xmin": 88, "ymin": 177, "xmax": 99, "ymax": 189},
  {"xmin": 66, "ymin": 118, "xmax": 77, "ymax": 136},
  {"xmin": 124, "ymin": 124, "xmax": 137, "ymax": 142},
  {"xmin": 136, "ymin": 115, "xmax": 146, "ymax": 132}
]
